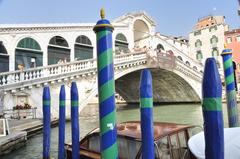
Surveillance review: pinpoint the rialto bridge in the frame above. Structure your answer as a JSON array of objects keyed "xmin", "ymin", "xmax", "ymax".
[{"xmin": 0, "ymin": 12, "xmax": 204, "ymax": 118}]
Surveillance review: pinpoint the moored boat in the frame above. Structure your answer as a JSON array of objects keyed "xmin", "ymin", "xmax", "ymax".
[
  {"xmin": 188, "ymin": 127, "xmax": 240, "ymax": 159},
  {"xmin": 65, "ymin": 121, "xmax": 199, "ymax": 159}
]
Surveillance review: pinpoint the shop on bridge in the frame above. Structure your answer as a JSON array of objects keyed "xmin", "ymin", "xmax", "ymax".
[
  {"xmin": 115, "ymin": 33, "xmax": 129, "ymax": 54},
  {"xmin": 48, "ymin": 36, "xmax": 70, "ymax": 65},
  {"xmin": 0, "ymin": 41, "xmax": 9, "ymax": 72},
  {"xmin": 15, "ymin": 37, "xmax": 43, "ymax": 70},
  {"xmin": 74, "ymin": 35, "xmax": 93, "ymax": 60}
]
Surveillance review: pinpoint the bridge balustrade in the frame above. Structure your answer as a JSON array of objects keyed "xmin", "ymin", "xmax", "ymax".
[
  {"xmin": 0, "ymin": 52, "xmax": 148, "ymax": 88},
  {"xmin": 0, "ymin": 51, "xmax": 203, "ymax": 91}
]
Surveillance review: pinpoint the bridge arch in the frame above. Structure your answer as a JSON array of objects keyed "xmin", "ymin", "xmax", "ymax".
[
  {"xmin": 15, "ymin": 37, "xmax": 43, "ymax": 70},
  {"xmin": 115, "ymin": 68, "xmax": 200, "ymax": 104},
  {"xmin": 48, "ymin": 36, "xmax": 70, "ymax": 65},
  {"xmin": 185, "ymin": 61, "xmax": 190, "ymax": 66},
  {"xmin": 74, "ymin": 35, "xmax": 93, "ymax": 60},
  {"xmin": 79, "ymin": 63, "xmax": 201, "ymax": 113},
  {"xmin": 156, "ymin": 43, "xmax": 164, "ymax": 51},
  {"xmin": 133, "ymin": 19, "xmax": 150, "ymax": 46},
  {"xmin": 177, "ymin": 56, "xmax": 183, "ymax": 61},
  {"xmin": 193, "ymin": 66, "xmax": 197, "ymax": 70}
]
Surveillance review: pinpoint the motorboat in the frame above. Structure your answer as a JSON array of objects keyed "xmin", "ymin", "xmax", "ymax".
[{"xmin": 65, "ymin": 121, "xmax": 199, "ymax": 159}]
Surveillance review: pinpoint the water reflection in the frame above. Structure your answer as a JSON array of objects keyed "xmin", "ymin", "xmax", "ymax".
[{"xmin": 3, "ymin": 103, "xmax": 235, "ymax": 159}]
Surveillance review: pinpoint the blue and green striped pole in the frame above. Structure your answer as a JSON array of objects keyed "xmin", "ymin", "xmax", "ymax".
[
  {"xmin": 71, "ymin": 82, "xmax": 79, "ymax": 159},
  {"xmin": 202, "ymin": 58, "xmax": 224, "ymax": 159},
  {"xmin": 58, "ymin": 85, "xmax": 66, "ymax": 159},
  {"xmin": 43, "ymin": 86, "xmax": 51, "ymax": 159},
  {"xmin": 140, "ymin": 69, "xmax": 154, "ymax": 159},
  {"xmin": 221, "ymin": 47, "xmax": 239, "ymax": 127},
  {"xmin": 93, "ymin": 9, "xmax": 118, "ymax": 159}
]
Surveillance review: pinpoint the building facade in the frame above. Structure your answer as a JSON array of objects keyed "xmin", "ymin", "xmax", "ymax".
[
  {"xmin": 0, "ymin": 12, "xmax": 193, "ymax": 74},
  {"xmin": 189, "ymin": 15, "xmax": 229, "ymax": 71},
  {"xmin": 225, "ymin": 29, "xmax": 240, "ymax": 71}
]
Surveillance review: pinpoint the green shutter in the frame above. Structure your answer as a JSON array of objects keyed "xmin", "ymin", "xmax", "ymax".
[{"xmin": 17, "ymin": 38, "xmax": 41, "ymax": 50}]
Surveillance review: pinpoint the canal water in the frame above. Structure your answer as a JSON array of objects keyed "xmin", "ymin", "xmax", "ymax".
[{"xmin": 3, "ymin": 103, "xmax": 234, "ymax": 159}]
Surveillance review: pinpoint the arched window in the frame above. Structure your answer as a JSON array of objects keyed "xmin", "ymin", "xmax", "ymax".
[
  {"xmin": 186, "ymin": 61, "xmax": 190, "ymax": 66},
  {"xmin": 177, "ymin": 56, "xmax": 183, "ymax": 61},
  {"xmin": 195, "ymin": 39, "xmax": 202, "ymax": 47},
  {"xmin": 48, "ymin": 36, "xmax": 70, "ymax": 65},
  {"xmin": 49, "ymin": 36, "xmax": 68, "ymax": 47},
  {"xmin": 193, "ymin": 66, "xmax": 197, "ymax": 70},
  {"xmin": 75, "ymin": 35, "xmax": 93, "ymax": 60},
  {"xmin": 0, "ymin": 41, "xmax": 9, "ymax": 72},
  {"xmin": 115, "ymin": 33, "xmax": 128, "ymax": 54},
  {"xmin": 209, "ymin": 26, "xmax": 217, "ymax": 32},
  {"xmin": 196, "ymin": 51, "xmax": 203, "ymax": 60},
  {"xmin": 15, "ymin": 37, "xmax": 42, "ymax": 70},
  {"xmin": 210, "ymin": 35, "xmax": 218, "ymax": 44},
  {"xmin": 212, "ymin": 48, "xmax": 219, "ymax": 58},
  {"xmin": 156, "ymin": 44, "xmax": 164, "ymax": 51}
]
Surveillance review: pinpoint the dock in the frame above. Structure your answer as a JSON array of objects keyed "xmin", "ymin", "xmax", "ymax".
[{"xmin": 0, "ymin": 119, "xmax": 58, "ymax": 156}]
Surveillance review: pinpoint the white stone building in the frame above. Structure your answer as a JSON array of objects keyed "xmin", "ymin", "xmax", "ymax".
[{"xmin": 189, "ymin": 15, "xmax": 229, "ymax": 71}]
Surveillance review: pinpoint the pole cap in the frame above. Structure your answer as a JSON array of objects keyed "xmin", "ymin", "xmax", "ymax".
[
  {"xmin": 93, "ymin": 8, "xmax": 114, "ymax": 32},
  {"xmin": 221, "ymin": 43, "xmax": 232, "ymax": 55}
]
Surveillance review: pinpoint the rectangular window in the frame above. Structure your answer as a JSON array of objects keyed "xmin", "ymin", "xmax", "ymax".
[
  {"xmin": 226, "ymin": 37, "xmax": 232, "ymax": 44},
  {"xmin": 236, "ymin": 36, "xmax": 240, "ymax": 42},
  {"xmin": 194, "ymin": 30, "xmax": 201, "ymax": 36}
]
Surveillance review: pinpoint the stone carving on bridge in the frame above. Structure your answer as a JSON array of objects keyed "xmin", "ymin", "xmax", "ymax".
[{"xmin": 147, "ymin": 50, "xmax": 176, "ymax": 70}]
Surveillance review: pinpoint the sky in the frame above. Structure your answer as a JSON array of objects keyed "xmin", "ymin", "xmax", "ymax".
[{"xmin": 0, "ymin": 0, "xmax": 239, "ymax": 37}]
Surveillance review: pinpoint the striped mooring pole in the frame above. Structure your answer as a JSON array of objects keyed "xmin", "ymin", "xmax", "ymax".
[
  {"xmin": 43, "ymin": 86, "xmax": 51, "ymax": 159},
  {"xmin": 202, "ymin": 58, "xmax": 224, "ymax": 159},
  {"xmin": 71, "ymin": 82, "xmax": 80, "ymax": 159},
  {"xmin": 139, "ymin": 69, "xmax": 154, "ymax": 159},
  {"xmin": 93, "ymin": 9, "xmax": 118, "ymax": 159},
  {"xmin": 58, "ymin": 85, "xmax": 66, "ymax": 159},
  {"xmin": 221, "ymin": 47, "xmax": 239, "ymax": 127}
]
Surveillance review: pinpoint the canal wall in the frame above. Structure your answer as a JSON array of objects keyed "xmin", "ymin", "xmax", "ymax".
[{"xmin": 0, "ymin": 119, "xmax": 58, "ymax": 156}]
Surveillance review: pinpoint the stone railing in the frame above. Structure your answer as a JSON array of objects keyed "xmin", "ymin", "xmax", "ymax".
[
  {"xmin": 0, "ymin": 52, "xmax": 147, "ymax": 90},
  {"xmin": 175, "ymin": 59, "xmax": 203, "ymax": 82},
  {"xmin": 0, "ymin": 59, "xmax": 96, "ymax": 86},
  {"xmin": 0, "ymin": 51, "xmax": 203, "ymax": 91}
]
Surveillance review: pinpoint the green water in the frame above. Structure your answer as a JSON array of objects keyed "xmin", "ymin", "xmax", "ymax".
[{"xmin": 3, "ymin": 103, "xmax": 235, "ymax": 159}]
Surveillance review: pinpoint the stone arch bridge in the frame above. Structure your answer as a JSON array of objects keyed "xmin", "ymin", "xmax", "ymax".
[{"xmin": 0, "ymin": 51, "xmax": 203, "ymax": 118}]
